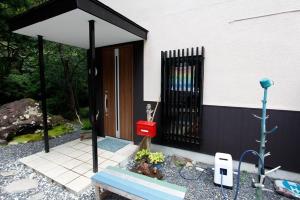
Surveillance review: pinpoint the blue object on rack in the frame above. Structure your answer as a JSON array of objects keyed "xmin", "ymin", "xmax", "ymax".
[{"xmin": 260, "ymin": 78, "xmax": 273, "ymax": 89}]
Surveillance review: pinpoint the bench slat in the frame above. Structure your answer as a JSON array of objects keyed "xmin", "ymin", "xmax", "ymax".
[
  {"xmin": 103, "ymin": 167, "xmax": 185, "ymax": 198},
  {"xmin": 92, "ymin": 172, "xmax": 185, "ymax": 200},
  {"xmin": 108, "ymin": 166, "xmax": 186, "ymax": 193}
]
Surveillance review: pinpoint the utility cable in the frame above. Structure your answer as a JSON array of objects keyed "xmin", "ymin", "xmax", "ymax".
[{"xmin": 179, "ymin": 164, "xmax": 207, "ymax": 181}]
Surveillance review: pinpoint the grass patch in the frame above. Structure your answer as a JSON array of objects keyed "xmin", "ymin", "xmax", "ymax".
[
  {"xmin": 10, "ymin": 124, "xmax": 74, "ymax": 144},
  {"xmin": 10, "ymin": 133, "xmax": 43, "ymax": 144},
  {"xmin": 48, "ymin": 124, "xmax": 73, "ymax": 138}
]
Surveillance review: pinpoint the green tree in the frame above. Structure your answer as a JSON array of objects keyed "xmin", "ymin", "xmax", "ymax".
[{"xmin": 0, "ymin": 0, "xmax": 88, "ymax": 120}]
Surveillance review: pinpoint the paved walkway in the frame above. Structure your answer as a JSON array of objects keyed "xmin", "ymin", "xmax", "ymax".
[{"xmin": 19, "ymin": 137, "xmax": 137, "ymax": 193}]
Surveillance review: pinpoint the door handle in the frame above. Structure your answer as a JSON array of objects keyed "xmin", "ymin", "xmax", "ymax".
[{"xmin": 104, "ymin": 92, "xmax": 108, "ymax": 113}]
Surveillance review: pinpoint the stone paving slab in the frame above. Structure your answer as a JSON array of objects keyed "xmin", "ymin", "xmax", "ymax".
[
  {"xmin": 19, "ymin": 137, "xmax": 137, "ymax": 194},
  {"xmin": 4, "ymin": 178, "xmax": 38, "ymax": 193}
]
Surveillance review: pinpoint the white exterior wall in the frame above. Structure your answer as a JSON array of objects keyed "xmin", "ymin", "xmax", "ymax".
[{"xmin": 100, "ymin": 0, "xmax": 300, "ymax": 111}]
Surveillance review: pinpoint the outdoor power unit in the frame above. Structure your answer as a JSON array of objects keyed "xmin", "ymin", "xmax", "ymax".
[{"xmin": 214, "ymin": 152, "xmax": 233, "ymax": 188}]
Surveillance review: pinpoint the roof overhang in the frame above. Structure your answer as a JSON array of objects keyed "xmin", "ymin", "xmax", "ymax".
[{"xmin": 9, "ymin": 0, "xmax": 148, "ymax": 49}]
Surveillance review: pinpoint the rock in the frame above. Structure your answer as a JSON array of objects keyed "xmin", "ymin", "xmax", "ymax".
[
  {"xmin": 0, "ymin": 170, "xmax": 17, "ymax": 177},
  {"xmin": 0, "ymin": 139, "xmax": 8, "ymax": 145},
  {"xmin": 29, "ymin": 173, "xmax": 36, "ymax": 179},
  {"xmin": 80, "ymin": 131, "xmax": 92, "ymax": 141},
  {"xmin": 0, "ymin": 98, "xmax": 55, "ymax": 141},
  {"xmin": 50, "ymin": 115, "xmax": 67, "ymax": 126},
  {"xmin": 185, "ymin": 161, "xmax": 193, "ymax": 168},
  {"xmin": 136, "ymin": 161, "xmax": 151, "ymax": 176},
  {"xmin": 4, "ymin": 178, "xmax": 38, "ymax": 193},
  {"xmin": 28, "ymin": 192, "xmax": 44, "ymax": 200},
  {"xmin": 16, "ymin": 124, "xmax": 41, "ymax": 135},
  {"xmin": 171, "ymin": 155, "xmax": 192, "ymax": 167},
  {"xmin": 135, "ymin": 161, "xmax": 164, "ymax": 179}
]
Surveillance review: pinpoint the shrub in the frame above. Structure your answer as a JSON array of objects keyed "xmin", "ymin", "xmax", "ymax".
[
  {"xmin": 135, "ymin": 149, "xmax": 150, "ymax": 161},
  {"xmin": 149, "ymin": 152, "xmax": 165, "ymax": 164},
  {"xmin": 81, "ymin": 119, "xmax": 92, "ymax": 130},
  {"xmin": 135, "ymin": 149, "xmax": 165, "ymax": 164},
  {"xmin": 79, "ymin": 107, "xmax": 90, "ymax": 118}
]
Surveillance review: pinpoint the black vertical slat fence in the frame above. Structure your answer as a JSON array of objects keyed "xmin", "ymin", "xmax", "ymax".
[{"xmin": 161, "ymin": 47, "xmax": 204, "ymax": 147}]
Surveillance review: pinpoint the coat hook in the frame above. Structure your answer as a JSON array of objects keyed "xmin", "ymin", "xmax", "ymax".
[
  {"xmin": 265, "ymin": 126, "xmax": 278, "ymax": 134},
  {"xmin": 252, "ymin": 114, "xmax": 269, "ymax": 120}
]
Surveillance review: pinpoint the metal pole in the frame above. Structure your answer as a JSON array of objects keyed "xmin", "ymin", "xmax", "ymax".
[
  {"xmin": 38, "ymin": 35, "xmax": 49, "ymax": 153},
  {"xmin": 89, "ymin": 20, "xmax": 98, "ymax": 173},
  {"xmin": 258, "ymin": 88, "xmax": 267, "ymax": 178},
  {"xmin": 256, "ymin": 88, "xmax": 267, "ymax": 200}
]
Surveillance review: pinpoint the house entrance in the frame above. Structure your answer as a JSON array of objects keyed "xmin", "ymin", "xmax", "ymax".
[{"xmin": 101, "ymin": 45, "xmax": 133, "ymax": 141}]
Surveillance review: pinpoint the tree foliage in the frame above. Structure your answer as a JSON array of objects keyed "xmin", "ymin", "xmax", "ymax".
[{"xmin": 0, "ymin": 0, "xmax": 88, "ymax": 119}]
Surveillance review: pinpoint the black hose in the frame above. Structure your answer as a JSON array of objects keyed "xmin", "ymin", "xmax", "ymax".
[
  {"xmin": 221, "ymin": 172, "xmax": 228, "ymax": 200},
  {"xmin": 220, "ymin": 149, "xmax": 264, "ymax": 200},
  {"xmin": 233, "ymin": 150, "xmax": 264, "ymax": 200}
]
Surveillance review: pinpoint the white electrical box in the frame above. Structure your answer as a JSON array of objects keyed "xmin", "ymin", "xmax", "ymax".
[{"xmin": 214, "ymin": 152, "xmax": 233, "ymax": 188}]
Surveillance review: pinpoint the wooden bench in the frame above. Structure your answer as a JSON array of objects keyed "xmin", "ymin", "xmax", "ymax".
[{"xmin": 91, "ymin": 166, "xmax": 187, "ymax": 200}]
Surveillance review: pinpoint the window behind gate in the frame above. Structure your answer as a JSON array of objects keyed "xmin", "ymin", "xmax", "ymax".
[{"xmin": 161, "ymin": 47, "xmax": 204, "ymax": 148}]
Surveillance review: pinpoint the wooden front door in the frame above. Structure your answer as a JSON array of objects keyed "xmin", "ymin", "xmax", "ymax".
[{"xmin": 101, "ymin": 45, "xmax": 133, "ymax": 141}]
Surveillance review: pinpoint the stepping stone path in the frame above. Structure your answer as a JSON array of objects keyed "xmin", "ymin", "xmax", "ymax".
[
  {"xmin": 0, "ymin": 170, "xmax": 17, "ymax": 177},
  {"xmin": 4, "ymin": 178, "xmax": 38, "ymax": 193},
  {"xmin": 28, "ymin": 192, "xmax": 44, "ymax": 200}
]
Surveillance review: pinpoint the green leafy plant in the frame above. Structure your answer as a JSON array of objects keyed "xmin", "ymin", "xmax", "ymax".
[
  {"xmin": 81, "ymin": 119, "xmax": 92, "ymax": 130},
  {"xmin": 135, "ymin": 149, "xmax": 150, "ymax": 161},
  {"xmin": 149, "ymin": 152, "xmax": 165, "ymax": 164}
]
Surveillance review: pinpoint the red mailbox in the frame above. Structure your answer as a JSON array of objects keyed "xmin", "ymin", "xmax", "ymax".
[{"xmin": 136, "ymin": 120, "xmax": 157, "ymax": 138}]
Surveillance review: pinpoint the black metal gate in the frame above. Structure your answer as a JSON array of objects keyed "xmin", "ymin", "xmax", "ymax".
[{"xmin": 161, "ymin": 47, "xmax": 204, "ymax": 148}]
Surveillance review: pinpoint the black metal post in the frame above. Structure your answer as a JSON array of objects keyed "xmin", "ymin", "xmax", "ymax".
[
  {"xmin": 89, "ymin": 20, "xmax": 98, "ymax": 173},
  {"xmin": 38, "ymin": 35, "xmax": 49, "ymax": 153}
]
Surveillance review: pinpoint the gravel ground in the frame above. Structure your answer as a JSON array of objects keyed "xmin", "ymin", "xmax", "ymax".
[
  {"xmin": 126, "ymin": 156, "xmax": 288, "ymax": 200},
  {"xmin": 0, "ymin": 129, "xmax": 127, "ymax": 200},
  {"xmin": 0, "ymin": 130, "xmax": 93, "ymax": 200},
  {"xmin": 0, "ymin": 132, "xmax": 288, "ymax": 200}
]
